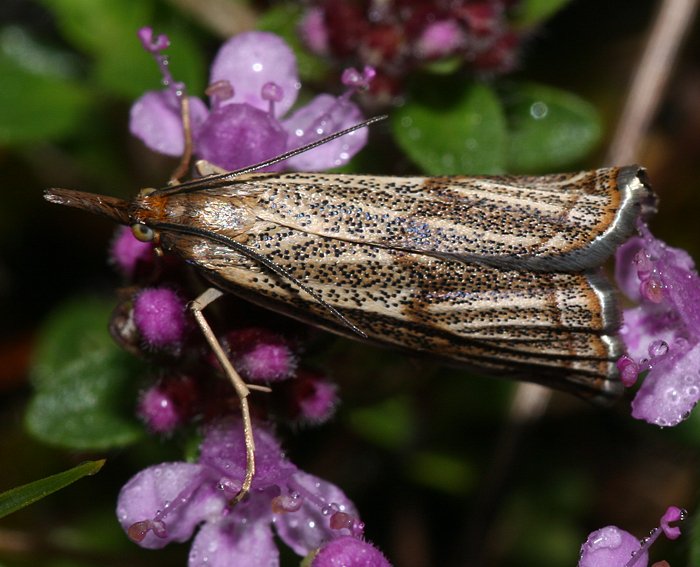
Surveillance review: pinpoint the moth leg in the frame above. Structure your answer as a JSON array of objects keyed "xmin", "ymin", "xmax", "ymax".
[{"xmin": 189, "ymin": 287, "xmax": 256, "ymax": 504}]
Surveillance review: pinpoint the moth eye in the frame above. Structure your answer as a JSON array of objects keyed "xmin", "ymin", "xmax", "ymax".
[{"xmin": 131, "ymin": 223, "xmax": 154, "ymax": 242}]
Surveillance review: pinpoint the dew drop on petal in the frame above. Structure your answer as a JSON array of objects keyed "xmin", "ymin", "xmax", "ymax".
[
  {"xmin": 648, "ymin": 340, "xmax": 669, "ymax": 358},
  {"xmin": 640, "ymin": 277, "xmax": 665, "ymax": 303}
]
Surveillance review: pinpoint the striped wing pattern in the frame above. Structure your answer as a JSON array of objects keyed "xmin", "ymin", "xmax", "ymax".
[{"xmin": 143, "ymin": 166, "xmax": 656, "ymax": 401}]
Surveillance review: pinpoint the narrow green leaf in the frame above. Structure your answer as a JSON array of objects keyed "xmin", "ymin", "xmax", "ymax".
[
  {"xmin": 0, "ymin": 460, "xmax": 104, "ymax": 519},
  {"xmin": 0, "ymin": 53, "xmax": 91, "ymax": 144},
  {"xmin": 27, "ymin": 298, "xmax": 145, "ymax": 450},
  {"xmin": 514, "ymin": 0, "xmax": 572, "ymax": 27},
  {"xmin": 504, "ymin": 82, "xmax": 601, "ymax": 173},
  {"xmin": 392, "ymin": 77, "xmax": 507, "ymax": 175}
]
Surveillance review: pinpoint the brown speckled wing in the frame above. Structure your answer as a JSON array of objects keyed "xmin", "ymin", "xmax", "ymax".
[
  {"xmin": 240, "ymin": 166, "xmax": 655, "ymax": 271},
  {"xmin": 162, "ymin": 225, "xmax": 623, "ymax": 401},
  {"xmin": 145, "ymin": 166, "xmax": 656, "ymax": 402}
]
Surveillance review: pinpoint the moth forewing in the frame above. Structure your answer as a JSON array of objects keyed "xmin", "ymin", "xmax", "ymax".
[
  {"xmin": 167, "ymin": 224, "xmax": 624, "ymax": 401},
  {"xmin": 209, "ymin": 165, "xmax": 655, "ymax": 272},
  {"xmin": 45, "ymin": 164, "xmax": 656, "ymax": 405}
]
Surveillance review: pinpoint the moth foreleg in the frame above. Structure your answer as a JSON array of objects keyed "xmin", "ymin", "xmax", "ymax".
[{"xmin": 189, "ymin": 287, "xmax": 262, "ymax": 504}]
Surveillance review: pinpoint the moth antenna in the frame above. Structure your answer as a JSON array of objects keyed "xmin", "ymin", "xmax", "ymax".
[
  {"xmin": 153, "ymin": 115, "xmax": 387, "ymax": 196},
  {"xmin": 153, "ymin": 222, "xmax": 368, "ymax": 339}
]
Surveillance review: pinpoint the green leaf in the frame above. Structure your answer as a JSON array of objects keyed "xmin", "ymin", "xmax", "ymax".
[
  {"xmin": 0, "ymin": 52, "xmax": 91, "ymax": 144},
  {"xmin": 348, "ymin": 396, "xmax": 414, "ymax": 449},
  {"xmin": 0, "ymin": 460, "xmax": 104, "ymax": 519},
  {"xmin": 392, "ymin": 77, "xmax": 507, "ymax": 175},
  {"xmin": 39, "ymin": 0, "xmax": 205, "ymax": 98},
  {"xmin": 503, "ymin": 82, "xmax": 601, "ymax": 173},
  {"xmin": 27, "ymin": 298, "xmax": 145, "ymax": 450},
  {"xmin": 407, "ymin": 451, "xmax": 476, "ymax": 495},
  {"xmin": 514, "ymin": 0, "xmax": 572, "ymax": 27},
  {"xmin": 257, "ymin": 3, "xmax": 330, "ymax": 83}
]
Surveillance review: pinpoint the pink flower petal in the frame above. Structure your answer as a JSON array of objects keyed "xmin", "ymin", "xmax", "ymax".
[
  {"xmin": 116, "ymin": 462, "xmax": 223, "ymax": 549},
  {"xmin": 210, "ymin": 31, "xmax": 299, "ymax": 117},
  {"xmin": 195, "ymin": 103, "xmax": 288, "ymax": 171},
  {"xmin": 578, "ymin": 526, "xmax": 646, "ymax": 567},
  {"xmin": 299, "ymin": 7, "xmax": 329, "ymax": 55},
  {"xmin": 130, "ymin": 91, "xmax": 208, "ymax": 156},
  {"xmin": 615, "ymin": 237, "xmax": 645, "ymax": 302},
  {"xmin": 273, "ymin": 470, "xmax": 359, "ymax": 555},
  {"xmin": 189, "ymin": 518, "xmax": 279, "ymax": 567},
  {"xmin": 109, "ymin": 226, "xmax": 153, "ymax": 279},
  {"xmin": 283, "ymin": 94, "xmax": 367, "ymax": 171},
  {"xmin": 416, "ymin": 19, "xmax": 465, "ymax": 59},
  {"xmin": 620, "ymin": 307, "xmax": 678, "ymax": 362},
  {"xmin": 199, "ymin": 419, "xmax": 296, "ymax": 487},
  {"xmin": 631, "ymin": 341, "xmax": 700, "ymax": 426}
]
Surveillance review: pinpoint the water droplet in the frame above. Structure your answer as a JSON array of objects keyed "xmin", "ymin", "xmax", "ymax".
[
  {"xmin": 648, "ymin": 340, "xmax": 669, "ymax": 358},
  {"xmin": 530, "ymin": 101, "xmax": 548, "ymax": 119}
]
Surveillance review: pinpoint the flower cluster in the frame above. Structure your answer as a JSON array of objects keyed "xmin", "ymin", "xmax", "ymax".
[
  {"xmin": 615, "ymin": 221, "xmax": 700, "ymax": 426},
  {"xmin": 109, "ymin": 226, "xmax": 340, "ymax": 434},
  {"xmin": 579, "ymin": 506, "xmax": 684, "ymax": 567},
  {"xmin": 108, "ymin": 27, "xmax": 392, "ymax": 566},
  {"xmin": 117, "ymin": 419, "xmax": 389, "ymax": 566},
  {"xmin": 300, "ymin": 0, "xmax": 523, "ymax": 101},
  {"xmin": 131, "ymin": 28, "xmax": 371, "ymax": 172}
]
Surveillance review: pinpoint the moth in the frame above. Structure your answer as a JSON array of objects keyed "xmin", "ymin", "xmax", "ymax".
[{"xmin": 45, "ymin": 120, "xmax": 656, "ymax": 496}]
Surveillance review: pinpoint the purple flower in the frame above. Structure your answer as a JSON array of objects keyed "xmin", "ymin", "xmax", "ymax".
[
  {"xmin": 222, "ymin": 327, "xmax": 298, "ymax": 383},
  {"xmin": 614, "ymin": 222, "xmax": 700, "ymax": 426},
  {"xmin": 130, "ymin": 28, "xmax": 371, "ymax": 172},
  {"xmin": 579, "ymin": 525, "xmax": 646, "ymax": 567},
  {"xmin": 133, "ymin": 287, "xmax": 188, "ymax": 349},
  {"xmin": 117, "ymin": 419, "xmax": 364, "ymax": 566},
  {"xmin": 109, "ymin": 226, "xmax": 154, "ymax": 279},
  {"xmin": 578, "ymin": 506, "xmax": 684, "ymax": 567},
  {"xmin": 311, "ymin": 535, "xmax": 392, "ymax": 566},
  {"xmin": 137, "ymin": 376, "xmax": 199, "ymax": 434}
]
